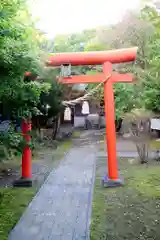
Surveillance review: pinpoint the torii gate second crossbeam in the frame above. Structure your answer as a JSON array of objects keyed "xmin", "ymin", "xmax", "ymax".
[{"xmin": 48, "ymin": 47, "xmax": 138, "ymax": 187}]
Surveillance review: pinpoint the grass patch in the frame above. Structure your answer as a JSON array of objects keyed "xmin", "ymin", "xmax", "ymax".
[
  {"xmin": 0, "ymin": 139, "xmax": 72, "ymax": 240},
  {"xmin": 58, "ymin": 140, "xmax": 72, "ymax": 152},
  {"xmin": 72, "ymin": 130, "xmax": 81, "ymax": 138},
  {"xmin": 0, "ymin": 156, "xmax": 21, "ymax": 171},
  {"xmin": 0, "ymin": 188, "xmax": 35, "ymax": 240},
  {"xmin": 51, "ymin": 140, "xmax": 72, "ymax": 162},
  {"xmin": 90, "ymin": 157, "xmax": 160, "ymax": 240}
]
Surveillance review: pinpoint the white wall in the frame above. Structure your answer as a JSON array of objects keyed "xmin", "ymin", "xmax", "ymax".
[{"xmin": 74, "ymin": 116, "xmax": 85, "ymax": 128}]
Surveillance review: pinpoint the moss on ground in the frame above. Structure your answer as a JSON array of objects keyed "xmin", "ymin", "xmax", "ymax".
[
  {"xmin": 72, "ymin": 130, "xmax": 81, "ymax": 138},
  {"xmin": 0, "ymin": 188, "xmax": 35, "ymax": 240},
  {"xmin": 90, "ymin": 157, "xmax": 160, "ymax": 240}
]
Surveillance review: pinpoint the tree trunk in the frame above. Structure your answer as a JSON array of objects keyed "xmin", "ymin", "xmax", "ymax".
[{"xmin": 52, "ymin": 114, "xmax": 61, "ymax": 140}]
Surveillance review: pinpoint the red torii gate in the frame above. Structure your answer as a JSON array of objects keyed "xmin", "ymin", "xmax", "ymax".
[
  {"xmin": 47, "ymin": 47, "xmax": 138, "ymax": 187},
  {"xmin": 14, "ymin": 47, "xmax": 137, "ymax": 187}
]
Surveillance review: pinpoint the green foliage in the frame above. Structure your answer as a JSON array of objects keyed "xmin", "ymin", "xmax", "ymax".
[
  {"xmin": 37, "ymin": 4, "xmax": 160, "ymax": 121},
  {"xmin": 114, "ymin": 83, "xmax": 142, "ymax": 120},
  {"xmin": 38, "ymin": 68, "xmax": 64, "ymax": 117},
  {"xmin": 84, "ymin": 40, "xmax": 106, "ymax": 51},
  {"xmin": 40, "ymin": 81, "xmax": 63, "ymax": 118},
  {"xmin": 1, "ymin": 0, "xmax": 160, "ymax": 159},
  {"xmin": 53, "ymin": 29, "xmax": 97, "ymax": 53},
  {"xmin": 143, "ymin": 78, "xmax": 160, "ymax": 113},
  {"xmin": 140, "ymin": 6, "xmax": 160, "ymax": 113},
  {"xmin": 0, "ymin": 0, "xmax": 49, "ymax": 119},
  {"xmin": 0, "ymin": 126, "xmax": 23, "ymax": 160},
  {"xmin": 0, "ymin": 0, "xmax": 64, "ymax": 160},
  {"xmin": 77, "ymin": 5, "xmax": 160, "ymax": 118}
]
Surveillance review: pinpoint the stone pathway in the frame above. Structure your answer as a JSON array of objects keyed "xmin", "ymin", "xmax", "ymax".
[
  {"xmin": 9, "ymin": 143, "xmax": 98, "ymax": 240},
  {"xmin": 98, "ymin": 151, "xmax": 156, "ymax": 158}
]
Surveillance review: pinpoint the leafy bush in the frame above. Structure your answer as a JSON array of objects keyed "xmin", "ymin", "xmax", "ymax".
[{"xmin": 0, "ymin": 126, "xmax": 24, "ymax": 160}]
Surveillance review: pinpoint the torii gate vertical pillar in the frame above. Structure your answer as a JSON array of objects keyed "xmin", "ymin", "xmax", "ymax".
[{"xmin": 103, "ymin": 62, "xmax": 120, "ymax": 186}]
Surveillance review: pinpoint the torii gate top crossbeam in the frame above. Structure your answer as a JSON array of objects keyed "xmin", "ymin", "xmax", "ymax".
[{"xmin": 47, "ymin": 47, "xmax": 138, "ymax": 66}]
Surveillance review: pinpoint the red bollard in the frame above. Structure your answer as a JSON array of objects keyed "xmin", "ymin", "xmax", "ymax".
[
  {"xmin": 13, "ymin": 119, "xmax": 32, "ymax": 187},
  {"xmin": 22, "ymin": 120, "xmax": 32, "ymax": 179}
]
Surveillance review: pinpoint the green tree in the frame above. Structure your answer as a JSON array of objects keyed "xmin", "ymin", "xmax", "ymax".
[
  {"xmin": 0, "ymin": 0, "xmax": 64, "ymax": 158},
  {"xmin": 0, "ymin": 0, "xmax": 49, "ymax": 119},
  {"xmin": 140, "ymin": 6, "xmax": 160, "ymax": 113}
]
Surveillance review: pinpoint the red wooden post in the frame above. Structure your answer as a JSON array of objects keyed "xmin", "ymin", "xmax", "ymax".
[
  {"xmin": 13, "ymin": 119, "xmax": 32, "ymax": 187},
  {"xmin": 103, "ymin": 62, "xmax": 118, "ymax": 181},
  {"xmin": 22, "ymin": 120, "xmax": 32, "ymax": 179},
  {"xmin": 104, "ymin": 80, "xmax": 118, "ymax": 180}
]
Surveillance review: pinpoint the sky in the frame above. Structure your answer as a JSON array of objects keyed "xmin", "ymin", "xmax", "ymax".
[{"xmin": 30, "ymin": 0, "xmax": 141, "ymax": 38}]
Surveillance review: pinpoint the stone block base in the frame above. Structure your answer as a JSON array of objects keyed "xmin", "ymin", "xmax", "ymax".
[
  {"xmin": 102, "ymin": 175, "xmax": 124, "ymax": 188},
  {"xmin": 13, "ymin": 177, "xmax": 32, "ymax": 187}
]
